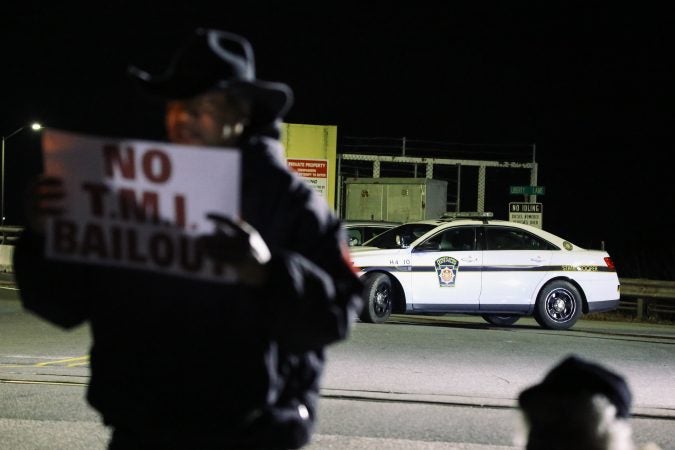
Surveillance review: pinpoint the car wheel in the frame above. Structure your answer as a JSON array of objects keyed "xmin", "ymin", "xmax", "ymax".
[
  {"xmin": 360, "ymin": 273, "xmax": 393, "ymax": 324},
  {"xmin": 534, "ymin": 280, "xmax": 582, "ymax": 330},
  {"xmin": 481, "ymin": 314, "xmax": 520, "ymax": 326}
]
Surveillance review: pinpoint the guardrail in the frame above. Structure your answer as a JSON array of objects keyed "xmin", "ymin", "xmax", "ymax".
[
  {"xmin": 617, "ymin": 278, "xmax": 675, "ymax": 320},
  {"xmin": 0, "ymin": 226, "xmax": 22, "ymax": 245},
  {"xmin": 0, "ymin": 226, "xmax": 22, "ymax": 272}
]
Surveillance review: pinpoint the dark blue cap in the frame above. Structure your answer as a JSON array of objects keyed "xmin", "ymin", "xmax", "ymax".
[{"xmin": 518, "ymin": 355, "xmax": 632, "ymax": 418}]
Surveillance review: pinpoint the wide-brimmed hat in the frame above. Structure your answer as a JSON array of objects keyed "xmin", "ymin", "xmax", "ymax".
[
  {"xmin": 518, "ymin": 355, "xmax": 632, "ymax": 418},
  {"xmin": 128, "ymin": 28, "xmax": 293, "ymax": 122}
]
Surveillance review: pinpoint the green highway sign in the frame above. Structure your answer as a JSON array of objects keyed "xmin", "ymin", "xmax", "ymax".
[{"xmin": 509, "ymin": 185, "xmax": 545, "ymax": 195}]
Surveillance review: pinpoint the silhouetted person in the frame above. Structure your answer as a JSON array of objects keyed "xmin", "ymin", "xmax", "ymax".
[
  {"xmin": 516, "ymin": 355, "xmax": 662, "ymax": 450},
  {"xmin": 14, "ymin": 28, "xmax": 363, "ymax": 449}
]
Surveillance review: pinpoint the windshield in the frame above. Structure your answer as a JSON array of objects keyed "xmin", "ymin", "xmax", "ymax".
[{"xmin": 362, "ymin": 223, "xmax": 437, "ymax": 249}]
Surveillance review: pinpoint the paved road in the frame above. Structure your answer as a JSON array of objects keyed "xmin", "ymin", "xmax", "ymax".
[{"xmin": 2, "ymin": 279, "xmax": 674, "ymax": 449}]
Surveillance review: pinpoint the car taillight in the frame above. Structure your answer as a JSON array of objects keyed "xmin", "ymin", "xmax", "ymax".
[{"xmin": 604, "ymin": 257, "xmax": 616, "ymax": 271}]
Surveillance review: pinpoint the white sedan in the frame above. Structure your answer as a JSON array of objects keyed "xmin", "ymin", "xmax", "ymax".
[{"xmin": 349, "ymin": 213, "xmax": 620, "ymax": 330}]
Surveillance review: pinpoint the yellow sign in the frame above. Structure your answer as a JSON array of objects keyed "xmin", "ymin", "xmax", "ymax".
[{"xmin": 281, "ymin": 123, "xmax": 337, "ymax": 209}]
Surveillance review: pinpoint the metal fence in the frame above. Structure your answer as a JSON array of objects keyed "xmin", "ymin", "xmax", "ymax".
[{"xmin": 617, "ymin": 278, "xmax": 675, "ymax": 321}]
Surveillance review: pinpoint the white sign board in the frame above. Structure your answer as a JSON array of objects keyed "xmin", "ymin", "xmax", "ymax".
[
  {"xmin": 508, "ymin": 202, "xmax": 543, "ymax": 228},
  {"xmin": 42, "ymin": 129, "xmax": 242, "ymax": 282}
]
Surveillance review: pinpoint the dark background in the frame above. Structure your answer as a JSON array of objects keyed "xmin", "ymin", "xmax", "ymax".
[{"xmin": 2, "ymin": 2, "xmax": 674, "ymax": 278}]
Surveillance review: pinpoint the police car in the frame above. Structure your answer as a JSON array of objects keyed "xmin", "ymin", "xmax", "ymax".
[{"xmin": 349, "ymin": 212, "xmax": 620, "ymax": 330}]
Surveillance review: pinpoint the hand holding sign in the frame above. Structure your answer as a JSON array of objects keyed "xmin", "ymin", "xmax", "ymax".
[
  {"xmin": 24, "ymin": 175, "xmax": 66, "ymax": 235},
  {"xmin": 199, "ymin": 214, "xmax": 271, "ymax": 286}
]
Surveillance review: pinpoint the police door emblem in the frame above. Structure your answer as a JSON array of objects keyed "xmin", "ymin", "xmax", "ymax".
[{"xmin": 435, "ymin": 256, "xmax": 458, "ymax": 287}]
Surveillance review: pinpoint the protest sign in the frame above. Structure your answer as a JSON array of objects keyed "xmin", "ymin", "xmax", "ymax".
[{"xmin": 42, "ymin": 129, "xmax": 241, "ymax": 282}]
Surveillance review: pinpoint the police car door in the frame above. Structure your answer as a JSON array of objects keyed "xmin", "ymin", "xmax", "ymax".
[
  {"xmin": 480, "ymin": 226, "xmax": 553, "ymax": 309},
  {"xmin": 409, "ymin": 226, "xmax": 482, "ymax": 309}
]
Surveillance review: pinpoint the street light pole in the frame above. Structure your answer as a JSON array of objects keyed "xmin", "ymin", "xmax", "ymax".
[{"xmin": 1, "ymin": 122, "xmax": 42, "ymax": 226}]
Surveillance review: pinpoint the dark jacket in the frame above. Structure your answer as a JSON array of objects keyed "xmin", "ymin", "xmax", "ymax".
[{"xmin": 13, "ymin": 135, "xmax": 363, "ymax": 449}]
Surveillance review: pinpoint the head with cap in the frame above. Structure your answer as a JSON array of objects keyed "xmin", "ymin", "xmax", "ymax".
[
  {"xmin": 128, "ymin": 28, "xmax": 293, "ymax": 146},
  {"xmin": 516, "ymin": 355, "xmax": 634, "ymax": 450}
]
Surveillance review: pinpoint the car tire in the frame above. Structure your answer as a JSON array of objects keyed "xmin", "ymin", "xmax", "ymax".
[
  {"xmin": 481, "ymin": 314, "xmax": 520, "ymax": 326},
  {"xmin": 359, "ymin": 273, "xmax": 393, "ymax": 324},
  {"xmin": 534, "ymin": 280, "xmax": 582, "ymax": 330}
]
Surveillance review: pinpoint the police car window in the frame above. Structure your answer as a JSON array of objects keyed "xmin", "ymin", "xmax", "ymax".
[
  {"xmin": 440, "ymin": 228, "xmax": 475, "ymax": 251},
  {"xmin": 363, "ymin": 223, "xmax": 436, "ymax": 249},
  {"xmin": 485, "ymin": 227, "xmax": 556, "ymax": 251},
  {"xmin": 417, "ymin": 227, "xmax": 475, "ymax": 252},
  {"xmin": 364, "ymin": 227, "xmax": 389, "ymax": 242}
]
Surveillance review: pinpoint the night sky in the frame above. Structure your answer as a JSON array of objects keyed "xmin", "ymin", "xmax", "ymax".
[{"xmin": 3, "ymin": 3, "xmax": 674, "ymax": 278}]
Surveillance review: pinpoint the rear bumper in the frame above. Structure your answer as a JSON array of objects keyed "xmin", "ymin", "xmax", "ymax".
[{"xmin": 588, "ymin": 299, "xmax": 620, "ymax": 313}]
